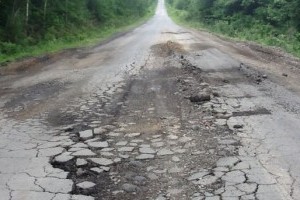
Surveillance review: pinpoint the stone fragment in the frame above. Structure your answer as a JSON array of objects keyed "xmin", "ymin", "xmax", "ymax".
[
  {"xmin": 172, "ymin": 156, "xmax": 180, "ymax": 162},
  {"xmin": 89, "ymin": 158, "xmax": 114, "ymax": 166},
  {"xmin": 147, "ymin": 173, "xmax": 159, "ymax": 180},
  {"xmin": 136, "ymin": 154, "xmax": 155, "ymax": 160},
  {"xmin": 38, "ymin": 147, "xmax": 64, "ymax": 157},
  {"xmin": 167, "ymin": 135, "xmax": 178, "ymax": 140},
  {"xmin": 116, "ymin": 141, "xmax": 128, "ymax": 146},
  {"xmin": 77, "ymin": 181, "xmax": 96, "ymax": 189},
  {"xmin": 125, "ymin": 133, "xmax": 141, "ymax": 138},
  {"xmin": 122, "ymin": 183, "xmax": 139, "ymax": 193},
  {"xmin": 72, "ymin": 149, "xmax": 96, "ymax": 156},
  {"xmin": 79, "ymin": 130, "xmax": 93, "ymax": 140},
  {"xmin": 157, "ymin": 148, "xmax": 174, "ymax": 156},
  {"xmin": 133, "ymin": 176, "xmax": 147, "ymax": 186},
  {"xmin": 72, "ymin": 143, "xmax": 88, "ymax": 148},
  {"xmin": 152, "ymin": 142, "xmax": 165, "ymax": 148},
  {"xmin": 101, "ymin": 166, "xmax": 110, "ymax": 172},
  {"xmin": 71, "ymin": 195, "xmax": 95, "ymax": 200},
  {"xmin": 118, "ymin": 147, "xmax": 135, "ymax": 152},
  {"xmin": 139, "ymin": 147, "xmax": 156, "ymax": 154},
  {"xmin": 88, "ymin": 141, "xmax": 109, "ymax": 148},
  {"xmin": 94, "ymin": 127, "xmax": 106, "ymax": 135},
  {"xmin": 76, "ymin": 159, "xmax": 88, "ymax": 167},
  {"xmin": 54, "ymin": 154, "xmax": 74, "ymax": 163},
  {"xmin": 90, "ymin": 167, "xmax": 104, "ymax": 174}
]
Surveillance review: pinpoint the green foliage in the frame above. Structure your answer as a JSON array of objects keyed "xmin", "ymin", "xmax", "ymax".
[
  {"xmin": 0, "ymin": 0, "xmax": 157, "ymax": 63},
  {"xmin": 166, "ymin": 0, "xmax": 300, "ymax": 57}
]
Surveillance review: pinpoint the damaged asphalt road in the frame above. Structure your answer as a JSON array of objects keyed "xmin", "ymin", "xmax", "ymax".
[{"xmin": 1, "ymin": 0, "xmax": 300, "ymax": 200}]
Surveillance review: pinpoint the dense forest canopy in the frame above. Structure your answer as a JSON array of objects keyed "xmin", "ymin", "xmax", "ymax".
[
  {"xmin": 0, "ymin": 0, "xmax": 156, "ymax": 60},
  {"xmin": 167, "ymin": 0, "xmax": 300, "ymax": 55}
]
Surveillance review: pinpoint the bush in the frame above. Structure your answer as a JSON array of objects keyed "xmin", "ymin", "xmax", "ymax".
[{"xmin": 0, "ymin": 42, "xmax": 21, "ymax": 55}]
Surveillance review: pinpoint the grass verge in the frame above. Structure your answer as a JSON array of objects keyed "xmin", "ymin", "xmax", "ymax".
[
  {"xmin": 167, "ymin": 5, "xmax": 300, "ymax": 58},
  {"xmin": 0, "ymin": 6, "xmax": 156, "ymax": 64}
]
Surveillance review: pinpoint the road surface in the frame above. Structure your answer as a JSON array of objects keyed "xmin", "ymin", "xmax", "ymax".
[{"xmin": 0, "ymin": 0, "xmax": 300, "ymax": 199}]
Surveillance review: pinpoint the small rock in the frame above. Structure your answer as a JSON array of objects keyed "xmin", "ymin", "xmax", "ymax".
[
  {"xmin": 136, "ymin": 154, "xmax": 155, "ymax": 160},
  {"xmin": 79, "ymin": 130, "xmax": 93, "ymax": 140},
  {"xmin": 54, "ymin": 154, "xmax": 74, "ymax": 163},
  {"xmin": 72, "ymin": 149, "xmax": 96, "ymax": 156},
  {"xmin": 282, "ymin": 73, "xmax": 288, "ymax": 77},
  {"xmin": 88, "ymin": 141, "xmax": 109, "ymax": 148},
  {"xmin": 94, "ymin": 127, "xmax": 106, "ymax": 135},
  {"xmin": 89, "ymin": 158, "xmax": 114, "ymax": 166},
  {"xmin": 189, "ymin": 93, "xmax": 211, "ymax": 103},
  {"xmin": 76, "ymin": 181, "xmax": 96, "ymax": 189},
  {"xmin": 72, "ymin": 143, "xmax": 88, "ymax": 148},
  {"xmin": 76, "ymin": 168, "xmax": 85, "ymax": 176},
  {"xmin": 262, "ymin": 74, "xmax": 268, "ymax": 79},
  {"xmin": 157, "ymin": 148, "xmax": 174, "ymax": 156},
  {"xmin": 101, "ymin": 166, "xmax": 110, "ymax": 172},
  {"xmin": 133, "ymin": 176, "xmax": 147, "ymax": 186},
  {"xmin": 139, "ymin": 147, "xmax": 156, "ymax": 154},
  {"xmin": 172, "ymin": 156, "xmax": 180, "ymax": 162},
  {"xmin": 148, "ymin": 173, "xmax": 159, "ymax": 180},
  {"xmin": 122, "ymin": 183, "xmax": 139, "ymax": 193},
  {"xmin": 119, "ymin": 154, "xmax": 130, "ymax": 159},
  {"xmin": 118, "ymin": 147, "xmax": 135, "ymax": 152},
  {"xmin": 90, "ymin": 167, "xmax": 104, "ymax": 174},
  {"xmin": 125, "ymin": 133, "xmax": 141, "ymax": 138},
  {"xmin": 116, "ymin": 141, "xmax": 128, "ymax": 146},
  {"xmin": 76, "ymin": 159, "xmax": 87, "ymax": 167}
]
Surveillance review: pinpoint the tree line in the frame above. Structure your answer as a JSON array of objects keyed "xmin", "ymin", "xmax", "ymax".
[
  {"xmin": 167, "ymin": 0, "xmax": 300, "ymax": 55},
  {"xmin": 0, "ymin": 0, "xmax": 155, "ymax": 57}
]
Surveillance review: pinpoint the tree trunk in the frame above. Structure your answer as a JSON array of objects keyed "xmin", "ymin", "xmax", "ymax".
[
  {"xmin": 26, "ymin": 0, "xmax": 29, "ymax": 26},
  {"xmin": 65, "ymin": 0, "xmax": 68, "ymax": 24},
  {"xmin": 44, "ymin": 0, "xmax": 48, "ymax": 27}
]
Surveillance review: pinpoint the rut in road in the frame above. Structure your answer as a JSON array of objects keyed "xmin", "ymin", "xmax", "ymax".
[{"xmin": 50, "ymin": 42, "xmax": 243, "ymax": 199}]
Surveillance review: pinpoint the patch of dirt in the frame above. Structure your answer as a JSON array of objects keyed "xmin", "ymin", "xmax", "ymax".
[
  {"xmin": 151, "ymin": 41, "xmax": 186, "ymax": 57},
  {"xmin": 189, "ymin": 43, "xmax": 215, "ymax": 51},
  {"xmin": 0, "ymin": 51, "xmax": 77, "ymax": 76},
  {"xmin": 5, "ymin": 80, "xmax": 68, "ymax": 109}
]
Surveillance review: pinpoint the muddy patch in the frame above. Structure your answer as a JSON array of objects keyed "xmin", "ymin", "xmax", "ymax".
[
  {"xmin": 4, "ymin": 80, "xmax": 69, "ymax": 113},
  {"xmin": 151, "ymin": 41, "xmax": 186, "ymax": 57},
  {"xmin": 189, "ymin": 43, "xmax": 215, "ymax": 51}
]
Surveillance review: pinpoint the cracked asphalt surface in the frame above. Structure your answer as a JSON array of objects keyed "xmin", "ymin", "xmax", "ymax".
[{"xmin": 1, "ymin": 0, "xmax": 300, "ymax": 199}]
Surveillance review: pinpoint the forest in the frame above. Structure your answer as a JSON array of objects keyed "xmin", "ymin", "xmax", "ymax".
[
  {"xmin": 0, "ymin": 0, "xmax": 156, "ymax": 63},
  {"xmin": 167, "ymin": 0, "xmax": 300, "ymax": 56}
]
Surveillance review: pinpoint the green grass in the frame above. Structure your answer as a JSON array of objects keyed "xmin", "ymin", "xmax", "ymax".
[
  {"xmin": 167, "ymin": 5, "xmax": 300, "ymax": 58},
  {"xmin": 0, "ymin": 7, "xmax": 156, "ymax": 64}
]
